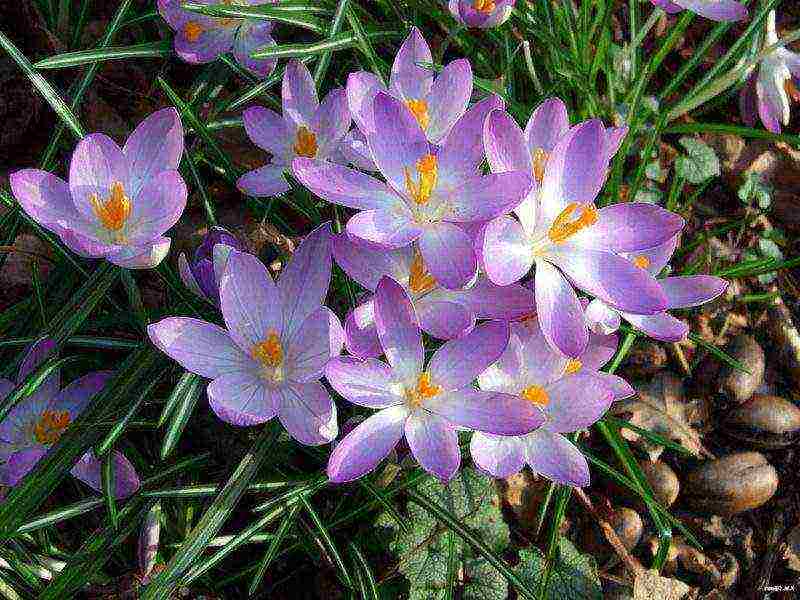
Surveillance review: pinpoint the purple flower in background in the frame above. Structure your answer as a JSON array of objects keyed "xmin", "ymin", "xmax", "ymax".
[
  {"xmin": 325, "ymin": 277, "xmax": 545, "ymax": 483},
  {"xmin": 149, "ymin": 224, "xmax": 343, "ymax": 445},
  {"xmin": 0, "ymin": 339, "xmax": 140, "ymax": 498},
  {"xmin": 158, "ymin": 0, "xmax": 278, "ymax": 77},
  {"xmin": 347, "ymin": 27, "xmax": 472, "ymax": 143},
  {"xmin": 585, "ymin": 235, "xmax": 728, "ymax": 342},
  {"xmin": 237, "ymin": 60, "xmax": 351, "ymax": 198},
  {"xmin": 470, "ymin": 319, "xmax": 629, "ymax": 485},
  {"xmin": 482, "ymin": 109, "xmax": 684, "ymax": 357},
  {"xmin": 649, "ymin": 0, "xmax": 747, "ymax": 22},
  {"xmin": 740, "ymin": 10, "xmax": 800, "ymax": 134},
  {"xmin": 294, "ymin": 94, "xmax": 532, "ymax": 290},
  {"xmin": 448, "ymin": 0, "xmax": 515, "ymax": 29},
  {"xmin": 333, "ymin": 233, "xmax": 535, "ymax": 359},
  {"xmin": 178, "ymin": 226, "xmax": 244, "ymax": 305},
  {"xmin": 10, "ymin": 108, "xmax": 186, "ymax": 269}
]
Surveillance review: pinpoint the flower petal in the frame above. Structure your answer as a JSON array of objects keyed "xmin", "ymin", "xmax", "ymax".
[
  {"xmin": 571, "ymin": 203, "xmax": 685, "ymax": 253},
  {"xmin": 325, "ymin": 356, "xmax": 401, "ymax": 408},
  {"xmin": 584, "ymin": 298, "xmax": 622, "ymax": 336},
  {"xmin": 624, "ymin": 311, "xmax": 690, "ymax": 342},
  {"xmin": 525, "ymin": 97, "xmax": 569, "ymax": 153},
  {"xmin": 287, "ymin": 307, "xmax": 342, "ymax": 383},
  {"xmin": 660, "ymin": 275, "xmax": 727, "ymax": 309},
  {"xmin": 424, "ymin": 59, "xmax": 472, "ymax": 143},
  {"xmin": 439, "ymin": 95, "xmax": 505, "ymax": 178},
  {"xmin": 282, "ymin": 59, "xmax": 319, "ymax": 129},
  {"xmin": 511, "ymin": 320, "xmax": 569, "ymax": 385},
  {"xmin": 327, "ymin": 405, "xmax": 407, "ymax": 483},
  {"xmin": 427, "ymin": 388, "xmax": 545, "ymax": 435},
  {"xmin": 417, "ymin": 298, "xmax": 475, "ymax": 340},
  {"xmin": 52, "ymin": 371, "xmax": 113, "ymax": 417},
  {"xmin": 418, "ymin": 223, "xmax": 477, "ymax": 289},
  {"xmin": 484, "ymin": 108, "xmax": 532, "ymax": 173},
  {"xmin": 374, "ymin": 276, "xmax": 424, "ymax": 382},
  {"xmin": 69, "ymin": 133, "xmax": 129, "ymax": 223},
  {"xmin": 106, "ymin": 237, "xmax": 171, "ymax": 269},
  {"xmin": 580, "ymin": 332, "xmax": 618, "ymax": 371},
  {"xmin": 71, "ymin": 450, "xmax": 141, "ymax": 498},
  {"xmin": 482, "ymin": 216, "xmax": 533, "ymax": 286},
  {"xmin": 0, "ymin": 447, "xmax": 47, "ymax": 487},
  {"xmin": 346, "ymin": 70, "xmax": 384, "ymax": 135},
  {"xmin": 312, "ymin": 88, "xmax": 351, "ymax": 158},
  {"xmin": 233, "ymin": 21, "xmax": 277, "ymax": 78},
  {"xmin": 292, "ymin": 158, "xmax": 399, "ymax": 210},
  {"xmin": 343, "ymin": 304, "xmax": 382, "ymax": 359},
  {"xmin": 9, "ymin": 169, "xmax": 88, "ymax": 234},
  {"xmin": 457, "ymin": 277, "xmax": 536, "ymax": 321},
  {"xmin": 389, "ymin": 27, "xmax": 433, "ymax": 101},
  {"xmin": 18, "ymin": 337, "xmax": 59, "ymax": 395},
  {"xmin": 346, "ymin": 208, "xmax": 422, "ymax": 249},
  {"xmin": 126, "ymin": 169, "xmax": 187, "ymax": 243},
  {"xmin": 524, "ymin": 430, "xmax": 590, "ymax": 487},
  {"xmin": 123, "ymin": 108, "xmax": 184, "ymax": 199},
  {"xmin": 596, "ymin": 372, "xmax": 635, "ymax": 400},
  {"xmin": 544, "ymin": 373, "xmax": 613, "ymax": 432},
  {"xmin": 207, "ymin": 371, "xmax": 278, "ymax": 426},
  {"xmin": 173, "ymin": 16, "xmax": 234, "ymax": 63},
  {"xmin": 179, "ymin": 252, "xmax": 205, "ymax": 299},
  {"xmin": 429, "ymin": 321, "xmax": 509, "ymax": 390},
  {"xmin": 237, "ymin": 165, "xmax": 291, "ymax": 198},
  {"xmin": 444, "ymin": 171, "xmax": 533, "ymax": 223},
  {"xmin": 278, "ymin": 381, "xmax": 338, "ymax": 445},
  {"xmin": 243, "ymin": 105, "xmax": 293, "ymax": 158},
  {"xmin": 405, "ymin": 412, "xmax": 460, "ymax": 482},
  {"xmin": 535, "ymin": 259, "xmax": 588, "ymax": 358},
  {"xmin": 332, "ymin": 233, "xmax": 412, "ymax": 291},
  {"xmin": 678, "ymin": 0, "xmax": 748, "ymax": 22},
  {"xmin": 469, "ymin": 433, "xmax": 526, "ymax": 478}
]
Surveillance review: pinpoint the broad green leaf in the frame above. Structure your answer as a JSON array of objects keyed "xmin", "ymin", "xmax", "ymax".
[
  {"xmin": 674, "ymin": 137, "xmax": 720, "ymax": 185},
  {"xmin": 515, "ymin": 538, "xmax": 602, "ymax": 600}
]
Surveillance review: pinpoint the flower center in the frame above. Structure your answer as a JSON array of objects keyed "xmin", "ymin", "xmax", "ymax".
[
  {"xmin": 632, "ymin": 255, "xmax": 650, "ymax": 269},
  {"xmin": 404, "ymin": 154, "xmax": 438, "ymax": 205},
  {"xmin": 90, "ymin": 180, "xmax": 131, "ymax": 233},
  {"xmin": 184, "ymin": 21, "xmax": 204, "ymax": 42},
  {"xmin": 473, "ymin": 0, "xmax": 496, "ymax": 13},
  {"xmin": 547, "ymin": 202, "xmax": 598, "ymax": 244},
  {"xmin": 252, "ymin": 331, "xmax": 283, "ymax": 368},
  {"xmin": 564, "ymin": 358, "xmax": 582, "ymax": 375},
  {"xmin": 32, "ymin": 409, "xmax": 70, "ymax": 445},
  {"xmin": 405, "ymin": 372, "xmax": 441, "ymax": 408},
  {"xmin": 521, "ymin": 384, "xmax": 549, "ymax": 407},
  {"xmin": 532, "ymin": 147, "xmax": 549, "ymax": 183},
  {"xmin": 404, "ymin": 99, "xmax": 430, "ymax": 130},
  {"xmin": 293, "ymin": 126, "xmax": 318, "ymax": 158},
  {"xmin": 408, "ymin": 251, "xmax": 437, "ymax": 296}
]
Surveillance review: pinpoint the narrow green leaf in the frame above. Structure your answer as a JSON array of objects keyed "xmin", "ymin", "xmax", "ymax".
[
  {"xmin": 298, "ymin": 495, "xmax": 353, "ymax": 589},
  {"xmin": 160, "ymin": 375, "xmax": 203, "ymax": 459},
  {"xmin": 158, "ymin": 372, "xmax": 201, "ymax": 427},
  {"xmin": 248, "ymin": 502, "xmax": 301, "ymax": 596},
  {"xmin": 34, "ymin": 40, "xmax": 170, "ymax": 69},
  {"xmin": 95, "ymin": 372, "xmax": 163, "ymax": 456},
  {"xmin": 101, "ymin": 454, "xmax": 119, "ymax": 530},
  {"xmin": 688, "ymin": 332, "xmax": 751, "ymax": 374},
  {"xmin": 251, "ymin": 29, "xmax": 399, "ymax": 60},
  {"xmin": 181, "ymin": 2, "xmax": 328, "ymax": 34},
  {"xmin": 348, "ymin": 541, "xmax": 379, "ymax": 600},
  {"xmin": 16, "ymin": 498, "xmax": 104, "ymax": 535},
  {"xmin": 313, "ymin": 0, "xmax": 350, "ymax": 86},
  {"xmin": 0, "ymin": 355, "xmax": 81, "ymax": 426}
]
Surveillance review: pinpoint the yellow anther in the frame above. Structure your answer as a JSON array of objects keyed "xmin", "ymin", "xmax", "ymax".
[
  {"xmin": 532, "ymin": 147, "xmax": 549, "ymax": 183},
  {"xmin": 521, "ymin": 384, "xmax": 549, "ymax": 407},
  {"xmin": 32, "ymin": 409, "xmax": 70, "ymax": 445},
  {"xmin": 90, "ymin": 181, "xmax": 131, "ymax": 232},
  {"xmin": 633, "ymin": 255, "xmax": 650, "ymax": 269},
  {"xmin": 251, "ymin": 331, "xmax": 283, "ymax": 368},
  {"xmin": 184, "ymin": 21, "xmax": 204, "ymax": 42},
  {"xmin": 406, "ymin": 372, "xmax": 441, "ymax": 408},
  {"xmin": 404, "ymin": 154, "xmax": 438, "ymax": 205},
  {"xmin": 408, "ymin": 251, "xmax": 437, "ymax": 295},
  {"xmin": 547, "ymin": 202, "xmax": 598, "ymax": 244},
  {"xmin": 473, "ymin": 0, "xmax": 496, "ymax": 13},
  {"xmin": 404, "ymin": 99, "xmax": 430, "ymax": 131},
  {"xmin": 564, "ymin": 359, "xmax": 582, "ymax": 375},
  {"xmin": 293, "ymin": 126, "xmax": 318, "ymax": 158}
]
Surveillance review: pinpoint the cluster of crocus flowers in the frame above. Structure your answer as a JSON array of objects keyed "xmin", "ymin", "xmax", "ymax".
[
  {"xmin": 149, "ymin": 224, "xmax": 343, "ymax": 445},
  {"xmin": 649, "ymin": 0, "xmax": 747, "ymax": 22},
  {"xmin": 448, "ymin": 0, "xmax": 515, "ymax": 29},
  {"xmin": 237, "ymin": 60, "xmax": 352, "ymax": 198},
  {"xmin": 10, "ymin": 108, "xmax": 187, "ymax": 269},
  {"xmin": 179, "ymin": 226, "xmax": 244, "ymax": 305},
  {"xmin": 740, "ymin": 10, "xmax": 800, "ymax": 134},
  {"xmin": 0, "ymin": 339, "xmax": 140, "ymax": 498},
  {"xmin": 157, "ymin": 0, "xmax": 278, "ymax": 77}
]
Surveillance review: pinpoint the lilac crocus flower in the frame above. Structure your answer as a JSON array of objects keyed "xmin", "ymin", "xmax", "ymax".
[
  {"xmin": 0, "ymin": 339, "xmax": 140, "ymax": 498},
  {"xmin": 585, "ymin": 235, "xmax": 727, "ymax": 342},
  {"xmin": 448, "ymin": 0, "xmax": 515, "ymax": 29},
  {"xmin": 158, "ymin": 0, "xmax": 278, "ymax": 77},
  {"xmin": 482, "ymin": 109, "xmax": 684, "ymax": 357},
  {"xmin": 650, "ymin": 0, "xmax": 747, "ymax": 22},
  {"xmin": 178, "ymin": 226, "xmax": 244, "ymax": 305},
  {"xmin": 294, "ymin": 94, "xmax": 532, "ymax": 290},
  {"xmin": 740, "ymin": 11, "xmax": 800, "ymax": 134},
  {"xmin": 334, "ymin": 233, "xmax": 535, "ymax": 359},
  {"xmin": 470, "ymin": 319, "xmax": 629, "ymax": 485},
  {"xmin": 237, "ymin": 60, "xmax": 351, "ymax": 198},
  {"xmin": 325, "ymin": 277, "xmax": 545, "ymax": 483},
  {"xmin": 346, "ymin": 27, "xmax": 472, "ymax": 143},
  {"xmin": 149, "ymin": 224, "xmax": 343, "ymax": 445},
  {"xmin": 10, "ymin": 108, "xmax": 186, "ymax": 269}
]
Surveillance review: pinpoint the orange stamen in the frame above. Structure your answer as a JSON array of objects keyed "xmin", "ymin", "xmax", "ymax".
[
  {"xmin": 564, "ymin": 359, "xmax": 582, "ymax": 375},
  {"xmin": 33, "ymin": 409, "xmax": 70, "ymax": 445},
  {"xmin": 406, "ymin": 372, "xmax": 441, "ymax": 407},
  {"xmin": 633, "ymin": 255, "xmax": 650, "ymax": 269},
  {"xmin": 293, "ymin": 126, "xmax": 318, "ymax": 158},
  {"xmin": 532, "ymin": 147, "xmax": 549, "ymax": 183},
  {"xmin": 184, "ymin": 21, "xmax": 204, "ymax": 42},
  {"xmin": 521, "ymin": 384, "xmax": 549, "ymax": 407},
  {"xmin": 404, "ymin": 99, "xmax": 430, "ymax": 131},
  {"xmin": 547, "ymin": 202, "xmax": 598, "ymax": 244},
  {"xmin": 473, "ymin": 0, "xmax": 496, "ymax": 13},
  {"xmin": 251, "ymin": 331, "xmax": 283, "ymax": 368},
  {"xmin": 404, "ymin": 154, "xmax": 438, "ymax": 205},
  {"xmin": 408, "ymin": 251, "xmax": 437, "ymax": 295},
  {"xmin": 90, "ymin": 181, "xmax": 131, "ymax": 232}
]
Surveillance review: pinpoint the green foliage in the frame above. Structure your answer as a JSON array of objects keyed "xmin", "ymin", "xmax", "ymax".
[
  {"xmin": 674, "ymin": 137, "xmax": 721, "ymax": 184},
  {"xmin": 515, "ymin": 538, "xmax": 602, "ymax": 600}
]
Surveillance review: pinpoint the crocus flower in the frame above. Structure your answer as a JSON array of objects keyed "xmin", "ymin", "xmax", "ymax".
[
  {"xmin": 333, "ymin": 233, "xmax": 535, "ymax": 359},
  {"xmin": 482, "ymin": 109, "xmax": 684, "ymax": 357},
  {"xmin": 448, "ymin": 0, "xmax": 515, "ymax": 29},
  {"xmin": 10, "ymin": 108, "xmax": 186, "ymax": 269},
  {"xmin": 346, "ymin": 27, "xmax": 472, "ymax": 143},
  {"xmin": 470, "ymin": 319, "xmax": 628, "ymax": 485},
  {"xmin": 325, "ymin": 277, "xmax": 545, "ymax": 483},
  {"xmin": 178, "ymin": 226, "xmax": 244, "ymax": 305},
  {"xmin": 157, "ymin": 0, "xmax": 278, "ymax": 77},
  {"xmin": 740, "ymin": 10, "xmax": 800, "ymax": 134},
  {"xmin": 149, "ymin": 224, "xmax": 343, "ymax": 445},
  {"xmin": 0, "ymin": 339, "xmax": 140, "ymax": 497},
  {"xmin": 294, "ymin": 94, "xmax": 532, "ymax": 290},
  {"xmin": 585, "ymin": 235, "xmax": 728, "ymax": 342},
  {"xmin": 649, "ymin": 0, "xmax": 747, "ymax": 22},
  {"xmin": 237, "ymin": 60, "xmax": 351, "ymax": 198}
]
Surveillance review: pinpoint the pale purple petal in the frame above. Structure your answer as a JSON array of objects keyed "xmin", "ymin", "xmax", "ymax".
[
  {"xmin": 635, "ymin": 234, "xmax": 679, "ymax": 275},
  {"xmin": 343, "ymin": 305, "xmax": 382, "ymax": 359},
  {"xmin": 428, "ymin": 321, "xmax": 509, "ymax": 390},
  {"xmin": 544, "ymin": 373, "xmax": 614, "ymax": 432},
  {"xmin": 571, "ymin": 203, "xmax": 684, "ymax": 253},
  {"xmin": 327, "ymin": 405, "xmax": 408, "ymax": 483},
  {"xmin": 282, "ymin": 59, "xmax": 319, "ymax": 129},
  {"xmin": 123, "ymin": 108, "xmax": 184, "ymax": 199},
  {"xmin": 482, "ymin": 216, "xmax": 533, "ymax": 286},
  {"xmin": 511, "ymin": 320, "xmax": 568, "ymax": 385},
  {"xmin": 243, "ymin": 105, "xmax": 293, "ymax": 158},
  {"xmin": 0, "ymin": 447, "xmax": 47, "ymax": 487},
  {"xmin": 469, "ymin": 433, "xmax": 526, "ymax": 478},
  {"xmin": 374, "ymin": 277, "xmax": 424, "ymax": 381},
  {"xmin": 207, "ymin": 371, "xmax": 277, "ymax": 426},
  {"xmin": 484, "ymin": 109, "xmax": 532, "ymax": 173},
  {"xmin": 346, "ymin": 208, "xmax": 422, "ymax": 249},
  {"xmin": 286, "ymin": 307, "xmax": 341, "ymax": 383},
  {"xmin": 535, "ymin": 259, "xmax": 588, "ymax": 358},
  {"xmin": 179, "ymin": 253, "xmax": 205, "ymax": 299},
  {"xmin": 337, "ymin": 128, "xmax": 378, "ymax": 171},
  {"xmin": 405, "ymin": 412, "xmax": 460, "ymax": 482},
  {"xmin": 428, "ymin": 388, "xmax": 545, "ymax": 435},
  {"xmin": 292, "ymin": 158, "xmax": 400, "ymax": 210},
  {"xmin": 332, "ymin": 234, "xmax": 412, "ymax": 291},
  {"xmin": 525, "ymin": 97, "xmax": 569, "ymax": 153},
  {"xmin": 173, "ymin": 19, "xmax": 234, "ymax": 64},
  {"xmin": 126, "ymin": 169, "xmax": 187, "ymax": 243},
  {"xmin": 596, "ymin": 372, "xmax": 635, "ymax": 400},
  {"xmin": 584, "ymin": 298, "xmax": 622, "ymax": 336},
  {"xmin": 106, "ymin": 237, "xmax": 171, "ymax": 269},
  {"xmin": 477, "ymin": 332, "xmax": 526, "ymax": 395},
  {"xmin": 416, "ymin": 298, "xmax": 475, "ymax": 340},
  {"xmin": 233, "ymin": 21, "xmax": 277, "ymax": 78},
  {"xmin": 389, "ymin": 27, "xmax": 433, "ymax": 101},
  {"xmin": 71, "ymin": 451, "xmax": 140, "ymax": 498},
  {"xmin": 237, "ymin": 165, "xmax": 290, "ymax": 198},
  {"xmin": 444, "ymin": 171, "xmax": 533, "ymax": 223},
  {"xmin": 418, "ymin": 223, "xmax": 477, "ymax": 289},
  {"xmin": 424, "ymin": 59, "xmax": 472, "ymax": 143},
  {"xmin": 346, "ymin": 71, "xmax": 384, "ymax": 135},
  {"xmin": 277, "ymin": 381, "xmax": 338, "ymax": 445},
  {"xmin": 51, "ymin": 372, "xmax": 113, "ymax": 417},
  {"xmin": 69, "ymin": 133, "xmax": 129, "ymax": 223},
  {"xmin": 18, "ymin": 338, "xmax": 59, "ymax": 393},
  {"xmin": 623, "ymin": 311, "xmax": 690, "ymax": 342},
  {"xmin": 458, "ymin": 277, "xmax": 535, "ymax": 321},
  {"xmin": 605, "ymin": 126, "xmax": 628, "ymax": 160},
  {"xmin": 439, "ymin": 95, "xmax": 505, "ymax": 178},
  {"xmin": 524, "ymin": 430, "xmax": 590, "ymax": 487},
  {"xmin": 660, "ymin": 275, "xmax": 727, "ymax": 309},
  {"xmin": 580, "ymin": 333, "xmax": 618, "ymax": 371},
  {"xmin": 650, "ymin": 0, "xmax": 685, "ymax": 13},
  {"xmin": 325, "ymin": 357, "xmax": 401, "ymax": 408},
  {"xmin": 312, "ymin": 88, "xmax": 351, "ymax": 157},
  {"xmin": 9, "ymin": 169, "xmax": 89, "ymax": 235},
  {"xmin": 677, "ymin": 0, "xmax": 748, "ymax": 22}
]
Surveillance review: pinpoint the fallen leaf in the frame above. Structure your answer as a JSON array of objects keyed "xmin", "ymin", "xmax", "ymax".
[{"xmin": 633, "ymin": 569, "xmax": 691, "ymax": 600}]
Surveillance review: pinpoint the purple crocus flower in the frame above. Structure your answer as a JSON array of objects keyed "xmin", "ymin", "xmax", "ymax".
[
  {"xmin": 585, "ymin": 235, "xmax": 728, "ymax": 342},
  {"xmin": 158, "ymin": 0, "xmax": 278, "ymax": 77},
  {"xmin": 481, "ymin": 108, "xmax": 684, "ymax": 357},
  {"xmin": 346, "ymin": 27, "xmax": 472, "ymax": 143},
  {"xmin": 333, "ymin": 233, "xmax": 535, "ymax": 359},
  {"xmin": 148, "ymin": 224, "xmax": 343, "ymax": 445},
  {"xmin": 178, "ymin": 226, "xmax": 244, "ymax": 305},
  {"xmin": 237, "ymin": 60, "xmax": 351, "ymax": 198},
  {"xmin": 740, "ymin": 10, "xmax": 800, "ymax": 134},
  {"xmin": 448, "ymin": 0, "xmax": 515, "ymax": 29},
  {"xmin": 325, "ymin": 277, "xmax": 545, "ymax": 483},
  {"xmin": 470, "ymin": 319, "xmax": 629, "ymax": 485},
  {"xmin": 650, "ymin": 0, "xmax": 747, "ymax": 22},
  {"xmin": 0, "ymin": 339, "xmax": 140, "ymax": 498},
  {"xmin": 10, "ymin": 108, "xmax": 186, "ymax": 269},
  {"xmin": 293, "ymin": 94, "xmax": 532, "ymax": 290}
]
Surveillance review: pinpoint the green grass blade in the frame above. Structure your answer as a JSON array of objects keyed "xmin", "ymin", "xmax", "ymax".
[
  {"xmin": 0, "ymin": 356, "xmax": 80, "ymax": 425},
  {"xmin": 251, "ymin": 29, "xmax": 399, "ymax": 60},
  {"xmin": 313, "ymin": 0, "xmax": 350, "ymax": 86},
  {"xmin": 181, "ymin": 2, "xmax": 328, "ymax": 34},
  {"xmin": 34, "ymin": 40, "xmax": 170, "ymax": 69},
  {"xmin": 348, "ymin": 541, "xmax": 379, "ymax": 600},
  {"xmin": 298, "ymin": 495, "xmax": 353, "ymax": 590},
  {"xmin": 248, "ymin": 502, "xmax": 301, "ymax": 596},
  {"xmin": 160, "ymin": 374, "xmax": 203, "ymax": 460},
  {"xmin": 101, "ymin": 453, "xmax": 119, "ymax": 531}
]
